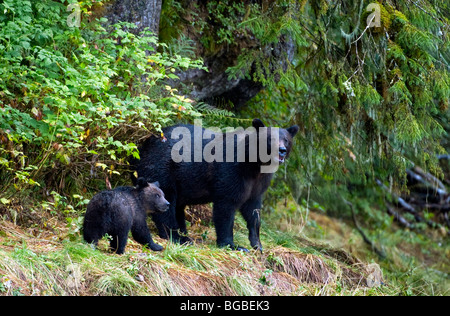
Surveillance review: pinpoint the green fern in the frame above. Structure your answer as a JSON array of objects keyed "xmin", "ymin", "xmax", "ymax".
[{"xmin": 195, "ymin": 102, "xmax": 235, "ymax": 117}]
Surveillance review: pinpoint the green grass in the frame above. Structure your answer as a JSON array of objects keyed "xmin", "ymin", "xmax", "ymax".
[{"xmin": 0, "ymin": 199, "xmax": 448, "ymax": 296}]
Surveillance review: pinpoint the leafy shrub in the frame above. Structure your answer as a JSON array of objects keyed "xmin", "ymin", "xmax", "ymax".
[{"xmin": 0, "ymin": 0, "xmax": 205, "ymax": 201}]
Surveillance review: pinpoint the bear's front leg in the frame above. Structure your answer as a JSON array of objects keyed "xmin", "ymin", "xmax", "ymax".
[
  {"xmin": 240, "ymin": 197, "xmax": 263, "ymax": 252},
  {"xmin": 131, "ymin": 217, "xmax": 163, "ymax": 251}
]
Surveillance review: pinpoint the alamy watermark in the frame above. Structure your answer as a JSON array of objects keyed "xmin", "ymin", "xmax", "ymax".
[
  {"xmin": 67, "ymin": 2, "xmax": 81, "ymax": 28},
  {"xmin": 341, "ymin": 3, "xmax": 381, "ymax": 42},
  {"xmin": 366, "ymin": 263, "xmax": 383, "ymax": 287},
  {"xmin": 366, "ymin": 3, "xmax": 381, "ymax": 28},
  {"xmin": 170, "ymin": 119, "xmax": 281, "ymax": 174}
]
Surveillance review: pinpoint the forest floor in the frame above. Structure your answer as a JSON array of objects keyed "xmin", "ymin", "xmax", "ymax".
[{"xmin": 0, "ymin": 199, "xmax": 448, "ymax": 296}]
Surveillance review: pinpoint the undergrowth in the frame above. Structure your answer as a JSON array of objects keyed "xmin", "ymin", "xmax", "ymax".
[{"xmin": 0, "ymin": 197, "xmax": 448, "ymax": 296}]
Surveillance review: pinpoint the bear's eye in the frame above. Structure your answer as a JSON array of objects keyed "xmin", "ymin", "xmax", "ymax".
[{"xmin": 155, "ymin": 194, "xmax": 161, "ymax": 198}]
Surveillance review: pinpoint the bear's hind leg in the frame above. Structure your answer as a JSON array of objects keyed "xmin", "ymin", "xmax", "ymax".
[
  {"xmin": 213, "ymin": 201, "xmax": 248, "ymax": 251},
  {"xmin": 176, "ymin": 203, "xmax": 192, "ymax": 244},
  {"xmin": 109, "ymin": 232, "xmax": 128, "ymax": 255}
]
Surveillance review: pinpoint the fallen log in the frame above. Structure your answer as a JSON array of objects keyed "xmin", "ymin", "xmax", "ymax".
[
  {"xmin": 406, "ymin": 169, "xmax": 447, "ymax": 204},
  {"xmin": 445, "ymin": 212, "xmax": 450, "ymax": 229},
  {"xmin": 419, "ymin": 203, "xmax": 450, "ymax": 212},
  {"xmin": 411, "ymin": 166, "xmax": 447, "ymax": 195},
  {"xmin": 376, "ymin": 179, "xmax": 437, "ymax": 228},
  {"xmin": 376, "ymin": 179, "xmax": 421, "ymax": 219},
  {"xmin": 386, "ymin": 205, "xmax": 413, "ymax": 229}
]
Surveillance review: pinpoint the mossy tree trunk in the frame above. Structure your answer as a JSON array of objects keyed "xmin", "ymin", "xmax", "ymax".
[{"xmin": 103, "ymin": 0, "xmax": 163, "ymax": 36}]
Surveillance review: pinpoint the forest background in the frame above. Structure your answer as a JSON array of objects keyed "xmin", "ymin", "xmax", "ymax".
[{"xmin": 0, "ymin": 0, "xmax": 448, "ymax": 296}]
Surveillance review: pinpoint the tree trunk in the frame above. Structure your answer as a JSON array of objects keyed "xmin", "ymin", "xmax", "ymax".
[{"xmin": 103, "ymin": 0, "xmax": 162, "ymax": 36}]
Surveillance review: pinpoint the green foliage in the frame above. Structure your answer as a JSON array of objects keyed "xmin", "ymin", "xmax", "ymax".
[
  {"xmin": 236, "ymin": 0, "xmax": 449, "ymax": 208},
  {"xmin": 205, "ymin": 0, "xmax": 246, "ymax": 45},
  {"xmin": 0, "ymin": 0, "xmax": 205, "ymax": 202},
  {"xmin": 194, "ymin": 102, "xmax": 235, "ymax": 117}
]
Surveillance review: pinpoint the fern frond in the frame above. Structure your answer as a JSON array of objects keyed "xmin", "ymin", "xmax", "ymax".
[{"xmin": 195, "ymin": 102, "xmax": 235, "ymax": 117}]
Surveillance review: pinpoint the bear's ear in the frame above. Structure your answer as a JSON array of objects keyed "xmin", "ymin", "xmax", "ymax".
[
  {"xmin": 151, "ymin": 181, "xmax": 160, "ymax": 188},
  {"xmin": 287, "ymin": 125, "xmax": 299, "ymax": 137},
  {"xmin": 136, "ymin": 177, "xmax": 149, "ymax": 189},
  {"xmin": 252, "ymin": 118, "xmax": 265, "ymax": 129}
]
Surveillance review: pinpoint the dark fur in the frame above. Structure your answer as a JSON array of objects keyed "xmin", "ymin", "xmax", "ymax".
[
  {"xmin": 83, "ymin": 178, "xmax": 169, "ymax": 254},
  {"xmin": 131, "ymin": 119, "xmax": 298, "ymax": 251}
]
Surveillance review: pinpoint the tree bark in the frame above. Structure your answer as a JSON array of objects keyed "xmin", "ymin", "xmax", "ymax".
[{"xmin": 103, "ymin": 0, "xmax": 162, "ymax": 36}]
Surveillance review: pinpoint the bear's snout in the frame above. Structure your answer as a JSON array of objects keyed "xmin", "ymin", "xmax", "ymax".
[
  {"xmin": 158, "ymin": 201, "xmax": 170, "ymax": 212},
  {"xmin": 278, "ymin": 146, "xmax": 287, "ymax": 163}
]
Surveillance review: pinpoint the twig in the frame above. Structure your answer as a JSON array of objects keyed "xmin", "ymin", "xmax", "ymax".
[
  {"xmin": 350, "ymin": 14, "xmax": 375, "ymax": 45},
  {"xmin": 343, "ymin": 199, "xmax": 387, "ymax": 260}
]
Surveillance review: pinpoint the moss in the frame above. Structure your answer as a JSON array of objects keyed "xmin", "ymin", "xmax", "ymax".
[
  {"xmin": 158, "ymin": 0, "xmax": 186, "ymax": 43},
  {"xmin": 361, "ymin": 2, "xmax": 392, "ymax": 33},
  {"xmin": 393, "ymin": 9, "xmax": 410, "ymax": 25}
]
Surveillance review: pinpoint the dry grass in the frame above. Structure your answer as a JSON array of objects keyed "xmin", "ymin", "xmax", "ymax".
[
  {"xmin": 0, "ymin": 218, "xmax": 380, "ymax": 296},
  {"xmin": 2, "ymin": 200, "xmax": 446, "ymax": 296}
]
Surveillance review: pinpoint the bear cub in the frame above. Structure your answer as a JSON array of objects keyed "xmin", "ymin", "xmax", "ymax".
[{"xmin": 83, "ymin": 178, "xmax": 169, "ymax": 254}]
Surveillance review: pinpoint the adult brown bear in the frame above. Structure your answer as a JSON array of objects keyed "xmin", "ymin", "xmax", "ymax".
[{"xmin": 131, "ymin": 119, "xmax": 298, "ymax": 251}]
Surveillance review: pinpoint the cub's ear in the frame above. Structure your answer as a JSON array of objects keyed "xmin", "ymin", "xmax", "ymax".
[
  {"xmin": 136, "ymin": 177, "xmax": 149, "ymax": 189},
  {"xmin": 287, "ymin": 125, "xmax": 299, "ymax": 137},
  {"xmin": 151, "ymin": 181, "xmax": 160, "ymax": 188},
  {"xmin": 252, "ymin": 118, "xmax": 265, "ymax": 129}
]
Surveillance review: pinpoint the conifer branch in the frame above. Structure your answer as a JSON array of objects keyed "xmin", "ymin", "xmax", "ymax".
[{"xmin": 407, "ymin": 0, "xmax": 450, "ymax": 28}]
